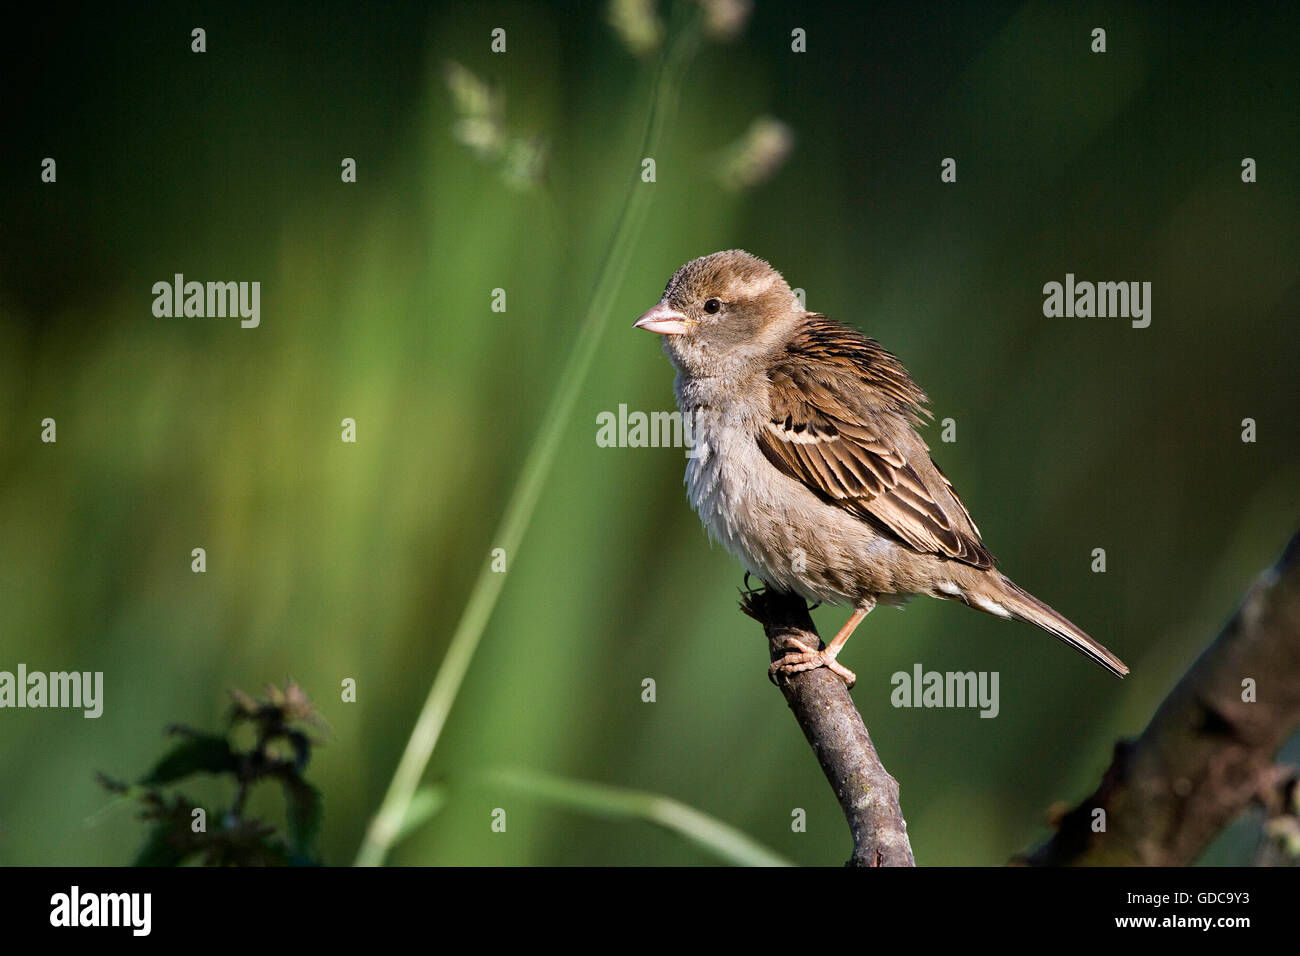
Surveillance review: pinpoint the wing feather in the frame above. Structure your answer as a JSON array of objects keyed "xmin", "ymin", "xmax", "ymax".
[{"xmin": 757, "ymin": 316, "xmax": 996, "ymax": 569}]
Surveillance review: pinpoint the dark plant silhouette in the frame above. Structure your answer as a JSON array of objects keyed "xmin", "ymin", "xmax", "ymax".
[{"xmin": 98, "ymin": 682, "xmax": 325, "ymax": 866}]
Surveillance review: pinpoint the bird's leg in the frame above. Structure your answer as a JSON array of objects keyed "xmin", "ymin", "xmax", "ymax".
[{"xmin": 768, "ymin": 600, "xmax": 875, "ymax": 689}]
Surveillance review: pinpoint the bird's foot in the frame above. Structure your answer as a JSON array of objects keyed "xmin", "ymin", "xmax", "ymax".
[{"xmin": 768, "ymin": 635, "xmax": 856, "ymax": 689}]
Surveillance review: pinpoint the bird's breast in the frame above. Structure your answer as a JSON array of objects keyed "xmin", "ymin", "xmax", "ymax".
[{"xmin": 680, "ymin": 401, "xmax": 873, "ymax": 605}]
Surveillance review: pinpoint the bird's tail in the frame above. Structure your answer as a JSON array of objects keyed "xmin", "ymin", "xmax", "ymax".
[{"xmin": 989, "ymin": 575, "xmax": 1129, "ymax": 678}]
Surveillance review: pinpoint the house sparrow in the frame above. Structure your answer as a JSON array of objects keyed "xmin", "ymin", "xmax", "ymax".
[{"xmin": 634, "ymin": 249, "xmax": 1128, "ymax": 687}]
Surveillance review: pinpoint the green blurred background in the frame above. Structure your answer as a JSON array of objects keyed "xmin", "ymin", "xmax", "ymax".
[{"xmin": 2, "ymin": 0, "xmax": 1297, "ymax": 865}]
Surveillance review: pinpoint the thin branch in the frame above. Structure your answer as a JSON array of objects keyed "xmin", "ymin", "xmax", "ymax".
[
  {"xmin": 1019, "ymin": 529, "xmax": 1300, "ymax": 866},
  {"xmin": 741, "ymin": 586, "xmax": 915, "ymax": 867}
]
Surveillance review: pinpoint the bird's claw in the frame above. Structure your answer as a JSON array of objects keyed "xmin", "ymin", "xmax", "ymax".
[{"xmin": 768, "ymin": 636, "xmax": 856, "ymax": 689}]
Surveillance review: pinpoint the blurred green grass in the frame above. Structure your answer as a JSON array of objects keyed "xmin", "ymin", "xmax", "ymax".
[{"xmin": 1, "ymin": 0, "xmax": 1297, "ymax": 865}]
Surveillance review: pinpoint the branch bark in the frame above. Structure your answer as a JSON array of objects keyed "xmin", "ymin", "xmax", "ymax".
[
  {"xmin": 741, "ymin": 586, "xmax": 915, "ymax": 867},
  {"xmin": 1019, "ymin": 530, "xmax": 1300, "ymax": 866}
]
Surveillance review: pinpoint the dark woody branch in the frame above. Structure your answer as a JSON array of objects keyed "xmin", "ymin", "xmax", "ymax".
[
  {"xmin": 741, "ymin": 586, "xmax": 915, "ymax": 867},
  {"xmin": 1019, "ymin": 529, "xmax": 1300, "ymax": 866}
]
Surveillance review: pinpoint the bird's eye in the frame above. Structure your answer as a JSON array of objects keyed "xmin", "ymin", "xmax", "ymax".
[{"xmin": 703, "ymin": 298, "xmax": 721, "ymax": 314}]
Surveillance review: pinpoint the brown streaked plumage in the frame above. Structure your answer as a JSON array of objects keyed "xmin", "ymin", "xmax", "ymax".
[
  {"xmin": 634, "ymin": 249, "xmax": 1128, "ymax": 687},
  {"xmin": 759, "ymin": 319, "xmax": 996, "ymax": 570}
]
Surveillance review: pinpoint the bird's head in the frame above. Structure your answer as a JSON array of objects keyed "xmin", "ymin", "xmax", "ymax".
[{"xmin": 634, "ymin": 249, "xmax": 802, "ymax": 379}]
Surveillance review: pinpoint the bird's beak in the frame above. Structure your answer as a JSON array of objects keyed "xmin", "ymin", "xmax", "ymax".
[{"xmin": 634, "ymin": 302, "xmax": 690, "ymax": 336}]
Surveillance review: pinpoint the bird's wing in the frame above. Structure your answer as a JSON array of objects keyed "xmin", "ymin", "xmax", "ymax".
[{"xmin": 756, "ymin": 317, "xmax": 995, "ymax": 569}]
